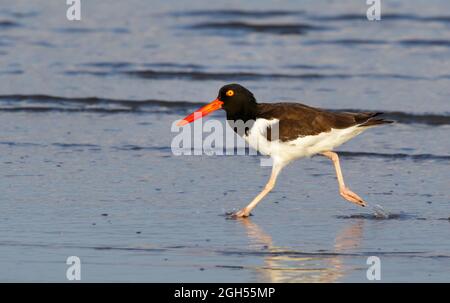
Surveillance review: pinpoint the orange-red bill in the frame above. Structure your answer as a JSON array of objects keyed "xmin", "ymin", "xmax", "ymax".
[{"xmin": 177, "ymin": 99, "xmax": 223, "ymax": 126}]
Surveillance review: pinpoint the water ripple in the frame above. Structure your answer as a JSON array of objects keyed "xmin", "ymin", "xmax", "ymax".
[
  {"xmin": 0, "ymin": 95, "xmax": 449, "ymax": 126},
  {"xmin": 187, "ymin": 21, "xmax": 330, "ymax": 35}
]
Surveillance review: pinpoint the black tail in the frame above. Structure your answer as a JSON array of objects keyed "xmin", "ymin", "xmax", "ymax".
[{"xmin": 357, "ymin": 112, "xmax": 394, "ymax": 127}]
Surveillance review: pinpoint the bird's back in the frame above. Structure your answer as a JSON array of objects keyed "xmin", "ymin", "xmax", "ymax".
[{"xmin": 256, "ymin": 102, "xmax": 392, "ymax": 142}]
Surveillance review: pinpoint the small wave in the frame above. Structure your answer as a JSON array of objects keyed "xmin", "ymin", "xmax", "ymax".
[
  {"xmin": 187, "ymin": 21, "xmax": 329, "ymax": 35},
  {"xmin": 172, "ymin": 10, "xmax": 450, "ymax": 24},
  {"xmin": 93, "ymin": 246, "xmax": 166, "ymax": 252},
  {"xmin": 0, "ymin": 94, "xmax": 199, "ymax": 113},
  {"xmin": 309, "ymin": 39, "xmax": 450, "ymax": 49},
  {"xmin": 51, "ymin": 143, "xmax": 101, "ymax": 149},
  {"xmin": 310, "ymin": 13, "xmax": 450, "ymax": 24},
  {"xmin": 71, "ymin": 69, "xmax": 353, "ymax": 81},
  {"xmin": 0, "ymin": 241, "xmax": 167, "ymax": 253},
  {"xmin": 170, "ymin": 10, "xmax": 450, "ymax": 25},
  {"xmin": 80, "ymin": 62, "xmax": 205, "ymax": 70},
  {"xmin": 80, "ymin": 62, "xmax": 135, "ymax": 69},
  {"xmin": 0, "ymin": 95, "xmax": 449, "ymax": 126},
  {"xmin": 0, "ymin": 20, "xmax": 21, "ymax": 28},
  {"xmin": 54, "ymin": 27, "xmax": 130, "ymax": 34},
  {"xmin": 0, "ymin": 141, "xmax": 171, "ymax": 153},
  {"xmin": 0, "ymin": 10, "xmax": 38, "ymax": 19},
  {"xmin": 336, "ymin": 212, "xmax": 415, "ymax": 220},
  {"xmin": 2, "ymin": 241, "xmax": 447, "ymax": 260},
  {"xmin": 352, "ymin": 73, "xmax": 426, "ymax": 80},
  {"xmin": 0, "ymin": 70, "xmax": 23, "ymax": 75},
  {"xmin": 0, "ymin": 141, "xmax": 43, "ymax": 147},
  {"xmin": 64, "ymin": 68, "xmax": 435, "ymax": 81},
  {"xmin": 310, "ymin": 13, "xmax": 420, "ymax": 22},
  {"xmin": 123, "ymin": 70, "xmax": 350, "ymax": 81},
  {"xmin": 111, "ymin": 146, "xmax": 450, "ymax": 162},
  {"xmin": 219, "ymin": 249, "xmax": 450, "ymax": 259},
  {"xmin": 111, "ymin": 145, "xmax": 171, "ymax": 152},
  {"xmin": 142, "ymin": 62, "xmax": 205, "ymax": 69},
  {"xmin": 339, "ymin": 151, "xmax": 450, "ymax": 161},
  {"xmin": 64, "ymin": 70, "xmax": 112, "ymax": 77},
  {"xmin": 399, "ymin": 39, "xmax": 450, "ymax": 47},
  {"xmin": 309, "ymin": 13, "xmax": 374, "ymax": 21},
  {"xmin": 307, "ymin": 39, "xmax": 388, "ymax": 46},
  {"xmin": 1, "ymin": 139, "xmax": 448, "ymax": 162},
  {"xmin": 282, "ymin": 64, "xmax": 339, "ymax": 70},
  {"xmin": 171, "ymin": 9, "xmax": 305, "ymax": 18}
]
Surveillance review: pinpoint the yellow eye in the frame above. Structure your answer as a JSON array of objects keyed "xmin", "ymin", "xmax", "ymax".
[{"xmin": 226, "ymin": 90, "xmax": 234, "ymax": 97}]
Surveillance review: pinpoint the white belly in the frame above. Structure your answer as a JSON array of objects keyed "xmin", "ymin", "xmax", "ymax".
[{"xmin": 243, "ymin": 119, "xmax": 367, "ymax": 164}]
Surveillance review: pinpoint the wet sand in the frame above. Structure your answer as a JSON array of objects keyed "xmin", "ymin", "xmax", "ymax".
[{"xmin": 1, "ymin": 111, "xmax": 449, "ymax": 282}]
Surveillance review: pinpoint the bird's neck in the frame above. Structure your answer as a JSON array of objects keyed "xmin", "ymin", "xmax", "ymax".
[
  {"xmin": 225, "ymin": 97, "xmax": 258, "ymax": 137},
  {"xmin": 226, "ymin": 98, "xmax": 258, "ymax": 123}
]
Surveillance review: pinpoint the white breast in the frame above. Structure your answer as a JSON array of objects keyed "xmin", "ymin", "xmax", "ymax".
[
  {"xmin": 244, "ymin": 118, "xmax": 367, "ymax": 165},
  {"xmin": 243, "ymin": 118, "xmax": 279, "ymax": 156}
]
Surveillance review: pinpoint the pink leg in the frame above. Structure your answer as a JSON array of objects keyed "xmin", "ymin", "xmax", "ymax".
[
  {"xmin": 321, "ymin": 151, "xmax": 367, "ymax": 207},
  {"xmin": 233, "ymin": 162, "xmax": 284, "ymax": 218}
]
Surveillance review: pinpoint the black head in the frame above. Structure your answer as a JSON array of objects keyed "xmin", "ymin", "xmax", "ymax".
[
  {"xmin": 177, "ymin": 83, "xmax": 257, "ymax": 128},
  {"xmin": 217, "ymin": 83, "xmax": 258, "ymax": 122}
]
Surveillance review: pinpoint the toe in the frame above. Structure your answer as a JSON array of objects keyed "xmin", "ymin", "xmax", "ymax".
[
  {"xmin": 230, "ymin": 209, "xmax": 250, "ymax": 218},
  {"xmin": 340, "ymin": 188, "xmax": 367, "ymax": 207}
]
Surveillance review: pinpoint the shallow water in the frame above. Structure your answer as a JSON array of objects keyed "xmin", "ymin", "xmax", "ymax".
[{"xmin": 0, "ymin": 1, "xmax": 449, "ymax": 282}]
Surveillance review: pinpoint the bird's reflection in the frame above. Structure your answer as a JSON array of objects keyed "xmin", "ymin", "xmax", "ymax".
[{"xmin": 238, "ymin": 218, "xmax": 364, "ymax": 283}]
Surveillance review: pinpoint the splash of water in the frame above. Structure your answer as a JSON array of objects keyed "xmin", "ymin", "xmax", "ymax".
[{"xmin": 371, "ymin": 204, "xmax": 390, "ymax": 219}]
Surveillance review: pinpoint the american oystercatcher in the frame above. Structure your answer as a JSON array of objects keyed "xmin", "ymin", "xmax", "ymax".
[{"xmin": 177, "ymin": 84, "xmax": 393, "ymax": 218}]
